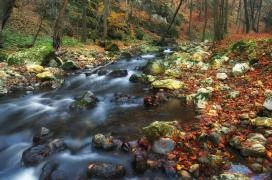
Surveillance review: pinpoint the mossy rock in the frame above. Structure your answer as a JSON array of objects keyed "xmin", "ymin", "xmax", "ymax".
[
  {"xmin": 71, "ymin": 91, "xmax": 98, "ymax": 109},
  {"xmin": 143, "ymin": 121, "xmax": 185, "ymax": 140},
  {"xmin": 36, "ymin": 71, "xmax": 55, "ymax": 80},
  {"xmin": 62, "ymin": 60, "xmax": 79, "ymax": 70},
  {"xmin": 250, "ymin": 117, "xmax": 272, "ymax": 128},
  {"xmin": 144, "ymin": 61, "xmax": 165, "ymax": 75},
  {"xmin": 152, "ymin": 79, "xmax": 184, "ymax": 90},
  {"xmin": 129, "ymin": 73, "xmax": 148, "ymax": 83}
]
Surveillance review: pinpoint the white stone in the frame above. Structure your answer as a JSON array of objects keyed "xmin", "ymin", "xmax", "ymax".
[
  {"xmin": 216, "ymin": 73, "xmax": 228, "ymax": 80},
  {"xmin": 263, "ymin": 98, "xmax": 272, "ymax": 111},
  {"xmin": 232, "ymin": 63, "xmax": 250, "ymax": 76}
]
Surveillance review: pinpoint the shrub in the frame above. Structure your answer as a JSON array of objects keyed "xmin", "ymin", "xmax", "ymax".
[{"xmin": 135, "ymin": 29, "xmax": 144, "ymax": 40}]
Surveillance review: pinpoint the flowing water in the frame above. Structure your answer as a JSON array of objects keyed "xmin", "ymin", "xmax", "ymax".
[
  {"xmin": 0, "ymin": 50, "xmax": 197, "ymax": 179},
  {"xmin": 0, "ymin": 49, "xmax": 267, "ymax": 179}
]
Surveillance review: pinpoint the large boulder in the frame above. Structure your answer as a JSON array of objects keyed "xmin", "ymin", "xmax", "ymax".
[
  {"xmin": 87, "ymin": 163, "xmax": 125, "ymax": 178},
  {"xmin": 143, "ymin": 121, "xmax": 185, "ymax": 140},
  {"xmin": 250, "ymin": 117, "xmax": 272, "ymax": 128},
  {"xmin": 152, "ymin": 79, "xmax": 184, "ymax": 90},
  {"xmin": 71, "ymin": 91, "xmax": 98, "ymax": 109}
]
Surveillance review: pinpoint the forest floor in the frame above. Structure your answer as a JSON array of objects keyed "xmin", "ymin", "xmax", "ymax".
[{"xmin": 0, "ymin": 33, "xmax": 272, "ymax": 179}]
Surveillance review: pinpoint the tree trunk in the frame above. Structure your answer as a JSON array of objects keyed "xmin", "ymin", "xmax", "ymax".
[
  {"xmin": 243, "ymin": 0, "xmax": 250, "ymax": 33},
  {"xmin": 213, "ymin": 0, "xmax": 219, "ymax": 40},
  {"xmin": 81, "ymin": 0, "xmax": 87, "ymax": 42},
  {"xmin": 30, "ymin": 15, "xmax": 45, "ymax": 47},
  {"xmin": 52, "ymin": 0, "xmax": 68, "ymax": 51},
  {"xmin": 103, "ymin": 0, "xmax": 110, "ymax": 40},
  {"xmin": 188, "ymin": 0, "xmax": 193, "ymax": 41},
  {"xmin": 256, "ymin": 0, "xmax": 262, "ymax": 32},
  {"xmin": 0, "ymin": 22, "xmax": 3, "ymax": 48},
  {"xmin": 224, "ymin": 0, "xmax": 229, "ymax": 34},
  {"xmin": 167, "ymin": 0, "xmax": 183, "ymax": 33},
  {"xmin": 202, "ymin": 0, "xmax": 208, "ymax": 41}
]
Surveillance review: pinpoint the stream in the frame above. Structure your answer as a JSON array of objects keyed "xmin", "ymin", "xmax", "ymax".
[
  {"xmin": 0, "ymin": 49, "xmax": 268, "ymax": 180},
  {"xmin": 0, "ymin": 49, "xmax": 197, "ymax": 179}
]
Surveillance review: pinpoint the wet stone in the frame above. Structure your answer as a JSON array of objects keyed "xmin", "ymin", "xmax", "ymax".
[
  {"xmin": 92, "ymin": 134, "xmax": 116, "ymax": 151},
  {"xmin": 87, "ymin": 163, "xmax": 125, "ymax": 179},
  {"xmin": 133, "ymin": 150, "xmax": 148, "ymax": 173},
  {"xmin": 22, "ymin": 144, "xmax": 52, "ymax": 166},
  {"xmin": 152, "ymin": 138, "xmax": 176, "ymax": 155},
  {"xmin": 39, "ymin": 162, "xmax": 58, "ymax": 180},
  {"xmin": 108, "ymin": 69, "xmax": 128, "ymax": 78},
  {"xmin": 22, "ymin": 139, "xmax": 66, "ymax": 166}
]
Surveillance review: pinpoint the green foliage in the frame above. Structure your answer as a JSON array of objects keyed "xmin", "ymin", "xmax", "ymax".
[
  {"xmin": 231, "ymin": 40, "xmax": 257, "ymax": 53},
  {"xmin": 7, "ymin": 45, "xmax": 54, "ymax": 65},
  {"xmin": 62, "ymin": 37, "xmax": 82, "ymax": 47},
  {"xmin": 105, "ymin": 42, "xmax": 120, "ymax": 52},
  {"xmin": 135, "ymin": 28, "xmax": 144, "ymax": 40},
  {"xmin": 0, "ymin": 52, "xmax": 7, "ymax": 62}
]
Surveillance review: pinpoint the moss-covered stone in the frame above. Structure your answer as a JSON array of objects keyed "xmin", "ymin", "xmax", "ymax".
[
  {"xmin": 250, "ymin": 117, "xmax": 272, "ymax": 128},
  {"xmin": 152, "ymin": 79, "xmax": 184, "ymax": 90},
  {"xmin": 36, "ymin": 71, "xmax": 55, "ymax": 80},
  {"xmin": 164, "ymin": 69, "xmax": 182, "ymax": 78},
  {"xmin": 62, "ymin": 60, "xmax": 79, "ymax": 70},
  {"xmin": 27, "ymin": 65, "xmax": 44, "ymax": 73},
  {"xmin": 144, "ymin": 61, "xmax": 165, "ymax": 75},
  {"xmin": 143, "ymin": 121, "xmax": 185, "ymax": 140}
]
